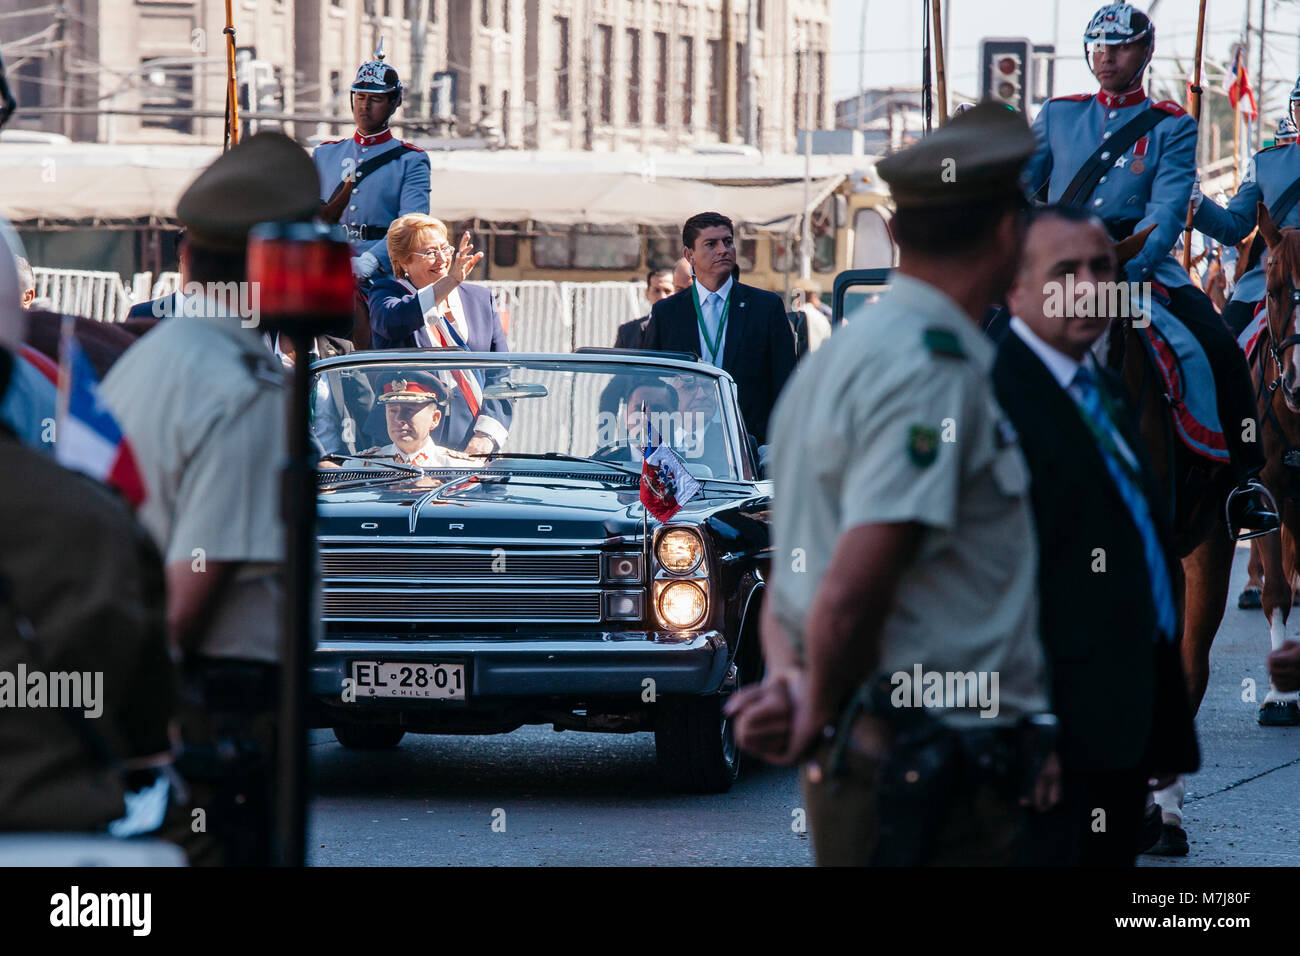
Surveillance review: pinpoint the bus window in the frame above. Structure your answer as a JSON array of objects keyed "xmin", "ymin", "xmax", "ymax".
[
  {"xmin": 852, "ymin": 207, "xmax": 894, "ymax": 269},
  {"xmin": 534, "ymin": 226, "xmax": 572, "ymax": 268},
  {"xmin": 770, "ymin": 236, "xmax": 794, "ymax": 274},
  {"xmin": 736, "ymin": 235, "xmax": 756, "ymax": 272},
  {"xmin": 490, "ymin": 223, "xmax": 520, "ymax": 268},
  {"xmin": 813, "ymin": 234, "xmax": 835, "ymax": 273},
  {"xmin": 573, "ymin": 227, "xmax": 640, "ymax": 269},
  {"xmin": 646, "ymin": 232, "xmax": 679, "ymax": 269}
]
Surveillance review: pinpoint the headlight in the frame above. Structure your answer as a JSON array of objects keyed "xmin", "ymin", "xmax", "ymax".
[
  {"xmin": 656, "ymin": 528, "xmax": 703, "ymax": 574},
  {"xmin": 658, "ymin": 580, "xmax": 707, "ymax": 629}
]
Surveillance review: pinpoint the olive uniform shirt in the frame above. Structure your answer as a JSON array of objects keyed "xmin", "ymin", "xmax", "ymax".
[
  {"xmin": 101, "ymin": 303, "xmax": 287, "ymax": 663},
  {"xmin": 767, "ymin": 274, "xmax": 1050, "ymax": 727},
  {"xmin": 0, "ymin": 428, "xmax": 173, "ymax": 830}
]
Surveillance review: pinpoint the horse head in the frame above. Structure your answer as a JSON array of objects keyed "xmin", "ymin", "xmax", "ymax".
[
  {"xmin": 1102, "ymin": 224, "xmax": 1157, "ymax": 370},
  {"xmin": 1259, "ymin": 202, "xmax": 1300, "ymax": 413}
]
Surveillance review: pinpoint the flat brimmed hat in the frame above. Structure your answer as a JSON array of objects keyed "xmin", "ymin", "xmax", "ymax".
[
  {"xmin": 375, "ymin": 371, "xmax": 450, "ymax": 407},
  {"xmin": 176, "ymin": 132, "xmax": 320, "ymax": 252},
  {"xmin": 876, "ymin": 101, "xmax": 1036, "ymax": 209}
]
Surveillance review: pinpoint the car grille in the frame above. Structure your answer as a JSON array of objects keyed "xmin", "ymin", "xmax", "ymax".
[
  {"xmin": 321, "ymin": 588, "xmax": 603, "ymax": 623},
  {"xmin": 320, "ymin": 548, "xmax": 602, "ymax": 584},
  {"xmin": 319, "ymin": 546, "xmax": 620, "ymax": 624}
]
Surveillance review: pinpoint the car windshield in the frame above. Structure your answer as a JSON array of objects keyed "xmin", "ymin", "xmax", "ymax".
[{"xmin": 311, "ymin": 357, "xmax": 742, "ymax": 480}]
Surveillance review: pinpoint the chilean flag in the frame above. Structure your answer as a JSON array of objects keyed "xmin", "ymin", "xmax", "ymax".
[
  {"xmin": 1226, "ymin": 45, "xmax": 1258, "ymax": 121},
  {"xmin": 55, "ymin": 329, "xmax": 146, "ymax": 508},
  {"xmin": 639, "ymin": 424, "xmax": 701, "ymax": 523}
]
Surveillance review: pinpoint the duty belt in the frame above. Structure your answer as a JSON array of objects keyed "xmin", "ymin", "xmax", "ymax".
[{"xmin": 345, "ymin": 224, "xmax": 389, "ymax": 242}]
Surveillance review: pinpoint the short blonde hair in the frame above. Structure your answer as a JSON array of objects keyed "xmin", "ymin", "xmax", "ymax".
[{"xmin": 387, "ymin": 213, "xmax": 449, "ymax": 279}]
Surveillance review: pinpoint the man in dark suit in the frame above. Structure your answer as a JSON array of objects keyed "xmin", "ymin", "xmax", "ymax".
[
  {"xmin": 642, "ymin": 212, "xmax": 795, "ymax": 445},
  {"xmin": 126, "ymin": 230, "xmax": 187, "ymax": 321},
  {"xmin": 613, "ymin": 260, "xmax": 690, "ymax": 349},
  {"xmin": 992, "ymin": 205, "xmax": 1199, "ymax": 865},
  {"xmin": 265, "ymin": 330, "xmax": 378, "ymax": 456}
]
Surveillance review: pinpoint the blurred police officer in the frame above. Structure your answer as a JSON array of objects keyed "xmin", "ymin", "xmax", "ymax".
[
  {"xmin": 728, "ymin": 103, "xmax": 1060, "ymax": 866},
  {"xmin": 1192, "ymin": 76, "xmax": 1300, "ymax": 335},
  {"xmin": 101, "ymin": 132, "xmax": 321, "ymax": 866},
  {"xmin": 1024, "ymin": 2, "xmax": 1276, "ymax": 535},
  {"xmin": 314, "ymin": 41, "xmax": 430, "ymax": 288}
]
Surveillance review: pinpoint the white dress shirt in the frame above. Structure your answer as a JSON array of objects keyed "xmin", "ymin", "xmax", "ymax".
[{"xmin": 694, "ymin": 275, "xmax": 733, "ymax": 367}]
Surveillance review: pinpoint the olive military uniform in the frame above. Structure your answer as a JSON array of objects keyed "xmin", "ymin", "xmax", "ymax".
[
  {"xmin": 0, "ymin": 408, "xmax": 174, "ymax": 832},
  {"xmin": 766, "ymin": 103, "xmax": 1052, "ymax": 866},
  {"xmin": 99, "ymin": 132, "xmax": 320, "ymax": 865}
]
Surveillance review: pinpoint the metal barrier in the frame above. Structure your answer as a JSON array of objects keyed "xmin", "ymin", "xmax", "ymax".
[
  {"xmin": 33, "ymin": 268, "xmax": 644, "ymax": 352},
  {"xmin": 32, "ymin": 267, "xmax": 134, "ymax": 323}
]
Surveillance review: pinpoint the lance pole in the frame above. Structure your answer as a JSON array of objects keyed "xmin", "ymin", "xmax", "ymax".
[
  {"xmin": 931, "ymin": 0, "xmax": 948, "ymax": 124},
  {"xmin": 223, "ymin": 0, "xmax": 240, "ymax": 150},
  {"xmin": 1181, "ymin": 0, "xmax": 1207, "ymax": 271}
]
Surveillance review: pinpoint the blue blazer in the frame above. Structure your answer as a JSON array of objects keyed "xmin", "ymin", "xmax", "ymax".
[{"xmin": 366, "ymin": 278, "xmax": 513, "ymax": 449}]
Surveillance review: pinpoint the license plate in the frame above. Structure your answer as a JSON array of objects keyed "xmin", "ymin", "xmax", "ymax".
[{"xmin": 351, "ymin": 661, "xmax": 466, "ymax": 700}]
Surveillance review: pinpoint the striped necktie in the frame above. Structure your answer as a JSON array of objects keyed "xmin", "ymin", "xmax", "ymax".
[{"xmin": 1070, "ymin": 364, "xmax": 1177, "ymax": 642}]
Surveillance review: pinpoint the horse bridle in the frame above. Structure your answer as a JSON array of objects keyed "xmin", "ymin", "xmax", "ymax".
[{"xmin": 1257, "ymin": 272, "xmax": 1300, "ymax": 475}]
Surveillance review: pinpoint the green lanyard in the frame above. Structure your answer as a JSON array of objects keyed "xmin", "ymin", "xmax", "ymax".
[{"xmin": 690, "ymin": 286, "xmax": 731, "ymax": 365}]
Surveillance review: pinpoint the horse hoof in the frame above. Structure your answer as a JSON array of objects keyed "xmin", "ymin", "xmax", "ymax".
[
  {"xmin": 1258, "ymin": 700, "xmax": 1300, "ymax": 726},
  {"xmin": 1238, "ymin": 586, "xmax": 1263, "ymax": 609}
]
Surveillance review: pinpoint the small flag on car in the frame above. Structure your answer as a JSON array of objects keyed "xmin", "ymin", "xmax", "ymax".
[
  {"xmin": 639, "ymin": 421, "xmax": 700, "ymax": 523},
  {"xmin": 55, "ymin": 323, "xmax": 147, "ymax": 509}
]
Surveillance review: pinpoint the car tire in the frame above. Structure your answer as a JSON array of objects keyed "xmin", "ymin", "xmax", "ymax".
[
  {"xmin": 654, "ymin": 695, "xmax": 740, "ymax": 794},
  {"xmin": 333, "ymin": 724, "xmax": 406, "ymax": 750}
]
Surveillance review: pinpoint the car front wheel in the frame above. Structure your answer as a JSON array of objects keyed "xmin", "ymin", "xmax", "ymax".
[
  {"xmin": 654, "ymin": 694, "xmax": 740, "ymax": 794},
  {"xmin": 333, "ymin": 724, "xmax": 406, "ymax": 750}
]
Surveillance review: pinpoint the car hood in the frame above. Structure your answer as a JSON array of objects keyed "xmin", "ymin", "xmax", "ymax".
[{"xmin": 318, "ymin": 471, "xmax": 751, "ymax": 540}]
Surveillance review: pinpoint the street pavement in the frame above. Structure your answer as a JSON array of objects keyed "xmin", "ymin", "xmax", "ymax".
[{"xmin": 306, "ymin": 541, "xmax": 1298, "ymax": 866}]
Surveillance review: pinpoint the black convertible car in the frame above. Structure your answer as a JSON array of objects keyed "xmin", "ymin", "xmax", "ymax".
[{"xmin": 308, "ymin": 350, "xmax": 773, "ymax": 793}]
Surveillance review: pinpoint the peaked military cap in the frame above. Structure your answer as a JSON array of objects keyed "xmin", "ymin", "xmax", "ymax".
[
  {"xmin": 876, "ymin": 102, "xmax": 1037, "ymax": 209},
  {"xmin": 177, "ymin": 132, "xmax": 321, "ymax": 251},
  {"xmin": 375, "ymin": 371, "xmax": 450, "ymax": 407}
]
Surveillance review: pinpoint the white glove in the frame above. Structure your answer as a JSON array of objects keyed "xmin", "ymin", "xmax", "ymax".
[
  {"xmin": 351, "ymin": 252, "xmax": 379, "ymax": 280},
  {"xmin": 1190, "ymin": 175, "xmax": 1203, "ymax": 213}
]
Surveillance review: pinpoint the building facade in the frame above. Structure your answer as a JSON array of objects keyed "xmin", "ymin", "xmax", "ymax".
[{"xmin": 2, "ymin": 0, "xmax": 830, "ymax": 153}]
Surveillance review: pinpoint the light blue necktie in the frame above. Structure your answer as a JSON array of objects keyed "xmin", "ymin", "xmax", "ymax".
[
  {"xmin": 704, "ymin": 292, "xmax": 722, "ymax": 361},
  {"xmin": 1071, "ymin": 364, "xmax": 1177, "ymax": 642}
]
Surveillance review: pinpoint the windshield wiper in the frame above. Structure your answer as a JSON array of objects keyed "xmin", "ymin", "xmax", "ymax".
[
  {"xmin": 487, "ymin": 452, "xmax": 643, "ymax": 479},
  {"xmin": 320, "ymin": 454, "xmax": 423, "ymax": 476}
]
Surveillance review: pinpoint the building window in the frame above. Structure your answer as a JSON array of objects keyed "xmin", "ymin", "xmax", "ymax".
[
  {"xmin": 736, "ymin": 42, "xmax": 747, "ymax": 138},
  {"xmin": 555, "ymin": 16, "xmax": 570, "ymax": 119},
  {"xmin": 481, "ymin": 0, "xmax": 490, "ymax": 27},
  {"xmin": 140, "ymin": 59, "xmax": 195, "ymax": 134},
  {"xmin": 429, "ymin": 0, "xmax": 436, "ymax": 22},
  {"xmin": 794, "ymin": 48, "xmax": 804, "ymax": 127},
  {"xmin": 679, "ymin": 36, "xmax": 693, "ymax": 128},
  {"xmin": 501, "ymin": 89, "xmax": 510, "ymax": 142},
  {"xmin": 383, "ymin": 0, "xmax": 391, "ymax": 18},
  {"xmin": 626, "ymin": 29, "xmax": 641, "ymax": 125},
  {"xmin": 479, "ymin": 84, "xmax": 490, "ymax": 123},
  {"xmin": 597, "ymin": 25, "xmax": 613, "ymax": 125},
  {"xmin": 707, "ymin": 40, "xmax": 721, "ymax": 132},
  {"xmin": 756, "ymin": 0, "xmax": 764, "ymax": 31},
  {"xmin": 815, "ymin": 50, "xmax": 826, "ymax": 128},
  {"xmin": 653, "ymin": 32, "xmax": 668, "ymax": 127},
  {"xmin": 502, "ymin": 0, "xmax": 509, "ymax": 32}
]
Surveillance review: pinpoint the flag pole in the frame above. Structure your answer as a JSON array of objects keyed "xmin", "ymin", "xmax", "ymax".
[
  {"xmin": 223, "ymin": 0, "xmax": 240, "ymax": 151},
  {"xmin": 1181, "ymin": 0, "xmax": 1208, "ymax": 272}
]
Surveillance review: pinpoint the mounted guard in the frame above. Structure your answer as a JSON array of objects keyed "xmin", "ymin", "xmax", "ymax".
[
  {"xmin": 313, "ymin": 40, "xmax": 431, "ymax": 347},
  {"xmin": 1193, "ymin": 75, "xmax": 1300, "ymax": 340},
  {"xmin": 1023, "ymin": 1, "xmax": 1278, "ymax": 538}
]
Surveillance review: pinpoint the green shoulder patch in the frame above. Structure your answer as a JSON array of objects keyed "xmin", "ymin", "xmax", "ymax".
[
  {"xmin": 907, "ymin": 424, "xmax": 940, "ymax": 468},
  {"xmin": 922, "ymin": 327, "xmax": 965, "ymax": 359}
]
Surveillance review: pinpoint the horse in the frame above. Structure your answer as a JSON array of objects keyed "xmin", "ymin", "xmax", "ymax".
[
  {"xmin": 1246, "ymin": 204, "xmax": 1300, "ymax": 724},
  {"xmin": 1105, "ymin": 227, "xmax": 1237, "ymax": 719}
]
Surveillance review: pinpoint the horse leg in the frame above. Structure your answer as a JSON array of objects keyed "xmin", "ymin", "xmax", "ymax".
[
  {"xmin": 1238, "ymin": 540, "xmax": 1264, "ymax": 608},
  {"xmin": 1258, "ymin": 517, "xmax": 1300, "ymax": 723},
  {"xmin": 1181, "ymin": 526, "xmax": 1235, "ymax": 714}
]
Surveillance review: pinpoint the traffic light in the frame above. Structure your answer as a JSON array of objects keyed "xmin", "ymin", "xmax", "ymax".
[{"xmin": 980, "ymin": 38, "xmax": 1034, "ymax": 114}]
